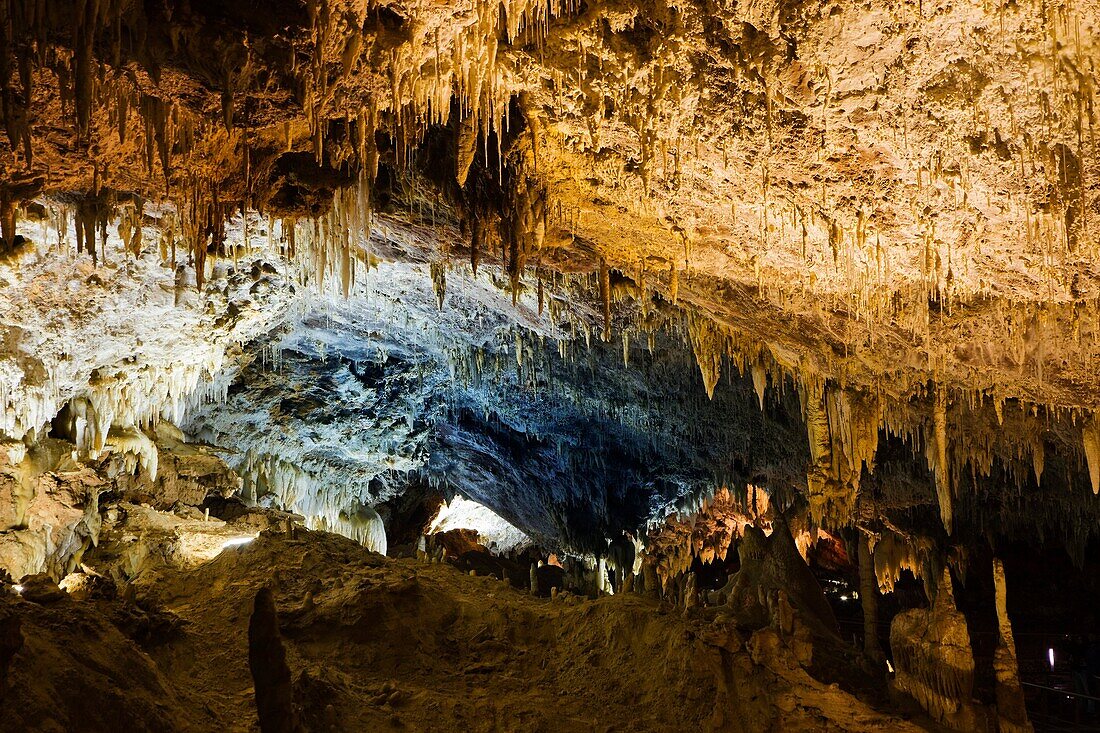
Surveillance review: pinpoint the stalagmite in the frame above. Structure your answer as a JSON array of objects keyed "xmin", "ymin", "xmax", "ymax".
[
  {"xmin": 857, "ymin": 534, "xmax": 883, "ymax": 662},
  {"xmin": 0, "ymin": 611, "xmax": 22, "ymax": 702},
  {"xmin": 248, "ymin": 588, "xmax": 303, "ymax": 733},
  {"xmin": 992, "ymin": 559, "xmax": 1033, "ymax": 733},
  {"xmin": 890, "ymin": 569, "xmax": 978, "ymax": 730},
  {"xmin": 0, "ymin": 1, "xmax": 1098, "ymax": 728}
]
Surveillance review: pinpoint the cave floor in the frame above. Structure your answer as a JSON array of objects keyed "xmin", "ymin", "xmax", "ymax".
[{"xmin": 0, "ymin": 528, "xmax": 942, "ymax": 733}]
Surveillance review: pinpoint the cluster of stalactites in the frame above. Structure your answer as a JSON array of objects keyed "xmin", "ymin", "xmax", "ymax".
[
  {"xmin": 799, "ymin": 378, "xmax": 881, "ymax": 528},
  {"xmin": 328, "ymin": 503, "xmax": 387, "ymax": 555},
  {"xmin": 0, "ymin": 0, "xmax": 201, "ymax": 176},
  {"xmin": 234, "ymin": 449, "xmax": 390, "ymax": 553},
  {"xmin": 103, "ymin": 424, "xmax": 158, "ymax": 480},
  {"xmin": 643, "ymin": 487, "xmax": 765, "ymax": 586},
  {"xmin": 297, "ymin": 1, "xmax": 565, "ymax": 305},
  {"xmin": 683, "ymin": 309, "xmax": 781, "ymax": 403},
  {"xmin": 444, "ymin": 271, "xmax": 1098, "ymax": 545},
  {"xmin": 0, "ymin": 0, "xmax": 588, "ymax": 306},
  {"xmin": 1, "ymin": 0, "xmax": 580, "ymax": 164},
  {"xmin": 39, "ymin": 357, "xmax": 231, "ymax": 471},
  {"xmin": 298, "ymin": 0, "xmax": 581, "ymax": 174},
  {"xmin": 0, "ymin": 215, "xmax": 238, "ymax": 453},
  {"xmin": 676, "ymin": 307, "xmax": 1100, "ymax": 534},
  {"xmin": 870, "ymin": 530, "xmax": 931, "ymax": 594},
  {"xmin": 644, "ymin": 488, "xmax": 763, "ymax": 587},
  {"xmin": 640, "ymin": 486, "xmax": 842, "ymax": 596},
  {"xmin": 2, "ymin": 34, "xmax": 236, "ymax": 285},
  {"xmin": 278, "ymin": 171, "xmax": 375, "ymax": 298},
  {"xmin": 682, "ymin": 308, "xmax": 884, "ymax": 529}
]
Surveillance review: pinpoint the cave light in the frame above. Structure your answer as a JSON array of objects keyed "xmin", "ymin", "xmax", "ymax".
[
  {"xmin": 1048, "ymin": 648, "xmax": 1055, "ymax": 669},
  {"xmin": 221, "ymin": 536, "xmax": 256, "ymax": 550}
]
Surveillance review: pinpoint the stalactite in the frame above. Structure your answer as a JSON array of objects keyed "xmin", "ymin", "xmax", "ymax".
[
  {"xmin": 599, "ymin": 259, "xmax": 612, "ymax": 342},
  {"xmin": 430, "ymin": 262, "xmax": 446, "ymax": 309},
  {"xmin": 686, "ymin": 311, "xmax": 725, "ymax": 399},
  {"xmin": 751, "ymin": 363, "xmax": 766, "ymax": 410},
  {"xmin": 1082, "ymin": 416, "xmax": 1100, "ymax": 494},
  {"xmin": 930, "ymin": 388, "xmax": 953, "ymax": 531},
  {"xmin": 800, "ymin": 381, "xmax": 880, "ymax": 527},
  {"xmin": 117, "ymin": 196, "xmax": 144, "ymax": 256},
  {"xmin": 74, "ymin": 193, "xmax": 114, "ymax": 266},
  {"xmin": 72, "ymin": 0, "xmax": 98, "ymax": 140},
  {"xmin": 872, "ymin": 531, "xmax": 928, "ymax": 593},
  {"xmin": 336, "ymin": 504, "xmax": 387, "ymax": 555},
  {"xmin": 0, "ymin": 187, "xmax": 15, "ymax": 247},
  {"xmin": 0, "ymin": 0, "xmax": 33, "ymax": 165},
  {"xmin": 456, "ymin": 113, "xmax": 479, "ymax": 187},
  {"xmin": 139, "ymin": 94, "xmax": 173, "ymax": 186}
]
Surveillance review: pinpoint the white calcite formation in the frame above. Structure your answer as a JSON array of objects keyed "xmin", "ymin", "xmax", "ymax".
[
  {"xmin": 0, "ymin": 212, "xmax": 294, "ymax": 578},
  {"xmin": 0, "ymin": 213, "xmax": 294, "ymax": 459},
  {"xmin": 429, "ymin": 495, "xmax": 532, "ymax": 555},
  {"xmin": 183, "ymin": 258, "xmax": 558, "ymax": 539}
]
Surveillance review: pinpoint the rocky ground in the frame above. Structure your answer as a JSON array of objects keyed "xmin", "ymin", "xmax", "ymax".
[{"xmin": 0, "ymin": 520, "xmax": 942, "ymax": 733}]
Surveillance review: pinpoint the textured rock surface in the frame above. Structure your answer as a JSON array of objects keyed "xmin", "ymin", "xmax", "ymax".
[
  {"xmin": 0, "ymin": 0, "xmax": 1097, "ymax": 558},
  {"xmin": 889, "ymin": 569, "xmax": 980, "ymax": 729},
  {"xmin": 992, "ymin": 558, "xmax": 1033, "ymax": 733},
  {"xmin": 0, "ymin": 0, "xmax": 1096, "ymax": 407},
  {"xmin": 0, "ymin": 1, "xmax": 1093, "ymax": 729},
  {"xmin": 0, "ymin": 524, "xmax": 931, "ymax": 732}
]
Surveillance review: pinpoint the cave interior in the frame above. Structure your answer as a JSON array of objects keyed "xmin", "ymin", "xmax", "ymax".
[{"xmin": 1, "ymin": 0, "xmax": 1100, "ymax": 730}]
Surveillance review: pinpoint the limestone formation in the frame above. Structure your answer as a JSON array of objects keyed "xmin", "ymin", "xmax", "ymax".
[
  {"xmin": 857, "ymin": 534, "xmax": 884, "ymax": 663},
  {"xmin": 0, "ymin": 610, "xmax": 21, "ymax": 703},
  {"xmin": 0, "ymin": 0, "xmax": 1097, "ymax": 729},
  {"xmin": 335, "ymin": 503, "xmax": 388, "ymax": 555},
  {"xmin": 720, "ymin": 518, "xmax": 839, "ymax": 641},
  {"xmin": 992, "ymin": 559, "xmax": 1033, "ymax": 733},
  {"xmin": 248, "ymin": 586, "xmax": 302, "ymax": 733},
  {"xmin": 890, "ymin": 569, "xmax": 979, "ymax": 730}
]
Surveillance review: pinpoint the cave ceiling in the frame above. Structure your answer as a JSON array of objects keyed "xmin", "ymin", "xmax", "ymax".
[{"xmin": 1, "ymin": 0, "xmax": 1100, "ymax": 557}]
